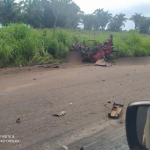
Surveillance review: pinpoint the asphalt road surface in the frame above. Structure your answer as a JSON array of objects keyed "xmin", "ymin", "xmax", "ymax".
[{"xmin": 1, "ymin": 59, "xmax": 150, "ymax": 150}]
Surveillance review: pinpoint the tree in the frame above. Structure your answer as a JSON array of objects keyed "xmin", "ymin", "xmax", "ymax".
[
  {"xmin": 50, "ymin": 0, "xmax": 67, "ymax": 32},
  {"xmin": 41, "ymin": 0, "xmax": 82, "ymax": 29},
  {"xmin": 130, "ymin": 13, "xmax": 142, "ymax": 30},
  {"xmin": 139, "ymin": 17, "xmax": 150, "ymax": 34},
  {"xmin": 82, "ymin": 14, "xmax": 94, "ymax": 30},
  {"xmin": 93, "ymin": 8, "xmax": 103, "ymax": 30},
  {"xmin": 41, "ymin": 0, "xmax": 55, "ymax": 28},
  {"xmin": 100, "ymin": 10, "xmax": 112, "ymax": 30},
  {"xmin": 64, "ymin": 1, "xmax": 83, "ymax": 29},
  {"xmin": 0, "ymin": 0, "xmax": 149, "ymax": 33},
  {"xmin": 22, "ymin": 0, "xmax": 43, "ymax": 28},
  {"xmin": 0, "ymin": 0, "xmax": 22, "ymax": 25},
  {"xmin": 130, "ymin": 13, "xmax": 150, "ymax": 33},
  {"xmin": 108, "ymin": 13, "xmax": 127, "ymax": 31},
  {"xmin": 93, "ymin": 8, "xmax": 112, "ymax": 30}
]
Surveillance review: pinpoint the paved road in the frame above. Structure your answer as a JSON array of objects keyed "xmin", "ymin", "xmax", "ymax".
[{"xmin": 0, "ymin": 62, "xmax": 150, "ymax": 150}]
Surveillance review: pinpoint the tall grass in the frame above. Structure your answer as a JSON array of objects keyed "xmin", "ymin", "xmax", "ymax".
[{"xmin": 0, "ymin": 24, "xmax": 150, "ymax": 67}]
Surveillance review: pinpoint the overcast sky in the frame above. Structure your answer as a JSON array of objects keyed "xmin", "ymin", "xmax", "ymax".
[{"xmin": 74, "ymin": 0, "xmax": 150, "ymax": 30}]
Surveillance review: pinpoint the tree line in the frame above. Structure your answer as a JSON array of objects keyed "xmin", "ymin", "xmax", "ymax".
[{"xmin": 0, "ymin": 0, "xmax": 150, "ymax": 33}]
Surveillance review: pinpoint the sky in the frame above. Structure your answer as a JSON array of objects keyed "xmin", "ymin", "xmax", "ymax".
[{"xmin": 74, "ymin": 0, "xmax": 150, "ymax": 30}]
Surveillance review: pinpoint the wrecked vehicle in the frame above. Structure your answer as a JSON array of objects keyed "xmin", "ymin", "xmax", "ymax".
[
  {"xmin": 108, "ymin": 103, "xmax": 124, "ymax": 119},
  {"xmin": 67, "ymin": 35, "xmax": 118, "ymax": 66}
]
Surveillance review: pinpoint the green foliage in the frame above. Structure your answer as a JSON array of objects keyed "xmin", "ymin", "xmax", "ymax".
[
  {"xmin": 108, "ymin": 13, "xmax": 127, "ymax": 32},
  {"xmin": 1, "ymin": 24, "xmax": 150, "ymax": 67},
  {"xmin": 0, "ymin": 0, "xmax": 21, "ymax": 25},
  {"xmin": 22, "ymin": 0, "xmax": 43, "ymax": 28},
  {"xmin": 130, "ymin": 13, "xmax": 150, "ymax": 34},
  {"xmin": 113, "ymin": 31, "xmax": 150, "ymax": 57},
  {"xmin": 92, "ymin": 8, "xmax": 112, "ymax": 30},
  {"xmin": 0, "ymin": 24, "xmax": 53, "ymax": 67},
  {"xmin": 1, "ymin": 0, "xmax": 150, "ymax": 34},
  {"xmin": 0, "ymin": 24, "xmax": 71, "ymax": 67}
]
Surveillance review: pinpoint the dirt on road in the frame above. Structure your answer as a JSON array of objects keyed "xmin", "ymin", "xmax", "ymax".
[{"xmin": 0, "ymin": 58, "xmax": 150, "ymax": 150}]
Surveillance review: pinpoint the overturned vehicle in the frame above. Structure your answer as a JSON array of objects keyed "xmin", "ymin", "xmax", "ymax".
[{"xmin": 67, "ymin": 35, "xmax": 118, "ymax": 66}]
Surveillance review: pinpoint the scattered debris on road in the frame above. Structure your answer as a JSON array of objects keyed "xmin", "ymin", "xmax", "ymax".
[
  {"xmin": 102, "ymin": 80, "xmax": 105, "ymax": 82},
  {"xmin": 52, "ymin": 64, "xmax": 59, "ymax": 68},
  {"xmin": 61, "ymin": 145, "xmax": 68, "ymax": 150},
  {"xmin": 39, "ymin": 63, "xmax": 59, "ymax": 69},
  {"xmin": 33, "ymin": 78, "xmax": 36, "ymax": 80},
  {"xmin": 108, "ymin": 101, "xmax": 111, "ymax": 104},
  {"xmin": 126, "ymin": 74, "xmax": 129, "ymax": 76},
  {"xmin": 16, "ymin": 118, "xmax": 21, "ymax": 123},
  {"xmin": 95, "ymin": 59, "xmax": 112, "ymax": 67},
  {"xmin": 108, "ymin": 103, "xmax": 124, "ymax": 119},
  {"xmin": 120, "ymin": 121, "xmax": 123, "ymax": 124},
  {"xmin": 53, "ymin": 111, "xmax": 66, "ymax": 117}
]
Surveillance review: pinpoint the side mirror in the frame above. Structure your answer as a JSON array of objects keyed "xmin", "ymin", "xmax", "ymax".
[{"xmin": 126, "ymin": 100, "xmax": 150, "ymax": 150}]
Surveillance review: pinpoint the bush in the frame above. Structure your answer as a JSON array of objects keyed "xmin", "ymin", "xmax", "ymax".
[{"xmin": 0, "ymin": 23, "xmax": 150, "ymax": 67}]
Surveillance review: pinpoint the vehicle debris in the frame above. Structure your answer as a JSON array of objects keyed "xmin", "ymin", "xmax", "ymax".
[
  {"xmin": 67, "ymin": 35, "xmax": 118, "ymax": 67},
  {"xmin": 61, "ymin": 145, "xmax": 68, "ymax": 150},
  {"xmin": 52, "ymin": 64, "xmax": 59, "ymax": 68},
  {"xmin": 53, "ymin": 111, "xmax": 66, "ymax": 117},
  {"xmin": 108, "ymin": 103, "xmax": 124, "ymax": 119},
  {"xmin": 39, "ymin": 64, "xmax": 59, "ymax": 69},
  {"xmin": 120, "ymin": 121, "xmax": 123, "ymax": 124},
  {"xmin": 16, "ymin": 118, "xmax": 21, "ymax": 123},
  {"xmin": 80, "ymin": 147, "xmax": 84, "ymax": 150},
  {"xmin": 33, "ymin": 78, "xmax": 36, "ymax": 80},
  {"xmin": 108, "ymin": 101, "xmax": 111, "ymax": 104},
  {"xmin": 95, "ymin": 59, "xmax": 112, "ymax": 67}
]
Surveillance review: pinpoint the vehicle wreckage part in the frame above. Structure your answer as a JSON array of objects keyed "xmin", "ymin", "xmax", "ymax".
[
  {"xmin": 108, "ymin": 103, "xmax": 124, "ymax": 119},
  {"xmin": 95, "ymin": 59, "xmax": 112, "ymax": 67},
  {"xmin": 68, "ymin": 35, "xmax": 118, "ymax": 66}
]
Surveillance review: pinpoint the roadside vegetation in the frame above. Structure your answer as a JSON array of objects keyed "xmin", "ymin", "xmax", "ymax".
[
  {"xmin": 0, "ymin": 0, "xmax": 150, "ymax": 67},
  {"xmin": 0, "ymin": 24, "xmax": 150, "ymax": 67}
]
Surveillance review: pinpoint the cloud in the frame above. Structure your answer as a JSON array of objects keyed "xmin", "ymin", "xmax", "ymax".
[
  {"xmin": 116, "ymin": 3, "xmax": 150, "ymax": 30},
  {"xmin": 110, "ymin": 2, "xmax": 150, "ymax": 18},
  {"xmin": 74, "ymin": 0, "xmax": 150, "ymax": 16}
]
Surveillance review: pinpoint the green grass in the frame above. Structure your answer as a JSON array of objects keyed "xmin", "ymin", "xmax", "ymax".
[{"xmin": 0, "ymin": 23, "xmax": 150, "ymax": 67}]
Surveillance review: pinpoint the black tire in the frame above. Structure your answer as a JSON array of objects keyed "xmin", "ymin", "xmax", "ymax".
[
  {"xmin": 108, "ymin": 113, "xmax": 111, "ymax": 118},
  {"xmin": 66, "ymin": 51, "xmax": 82, "ymax": 63}
]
